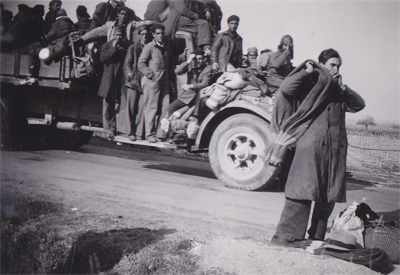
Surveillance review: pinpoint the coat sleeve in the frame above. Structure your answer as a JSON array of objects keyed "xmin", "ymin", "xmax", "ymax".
[
  {"xmin": 100, "ymin": 40, "xmax": 118, "ymax": 63},
  {"xmin": 210, "ymin": 34, "xmax": 223, "ymax": 65},
  {"xmin": 45, "ymin": 21, "xmax": 58, "ymax": 42},
  {"xmin": 138, "ymin": 44, "xmax": 153, "ymax": 77},
  {"xmin": 174, "ymin": 0, "xmax": 199, "ymax": 20},
  {"xmin": 342, "ymin": 86, "xmax": 365, "ymax": 113},
  {"xmin": 191, "ymin": 66, "xmax": 212, "ymax": 90},
  {"xmin": 174, "ymin": 60, "xmax": 190, "ymax": 75},
  {"xmin": 279, "ymin": 69, "xmax": 311, "ymax": 98},
  {"xmin": 123, "ymin": 44, "xmax": 135, "ymax": 79},
  {"xmin": 81, "ymin": 23, "xmax": 109, "ymax": 42}
]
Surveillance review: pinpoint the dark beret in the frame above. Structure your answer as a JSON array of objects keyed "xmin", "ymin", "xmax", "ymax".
[
  {"xmin": 192, "ymin": 48, "xmax": 204, "ymax": 56},
  {"xmin": 227, "ymin": 15, "xmax": 240, "ymax": 23},
  {"xmin": 152, "ymin": 22, "xmax": 165, "ymax": 32},
  {"xmin": 137, "ymin": 24, "xmax": 149, "ymax": 34}
]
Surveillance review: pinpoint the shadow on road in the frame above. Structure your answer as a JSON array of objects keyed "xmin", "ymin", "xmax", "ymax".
[{"xmin": 57, "ymin": 228, "xmax": 176, "ymax": 274}]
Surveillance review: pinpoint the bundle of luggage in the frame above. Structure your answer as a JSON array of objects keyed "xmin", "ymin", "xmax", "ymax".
[{"xmin": 307, "ymin": 202, "xmax": 399, "ymax": 274}]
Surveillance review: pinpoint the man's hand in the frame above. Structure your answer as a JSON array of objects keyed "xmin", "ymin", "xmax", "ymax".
[
  {"xmin": 205, "ymin": 10, "xmax": 212, "ymax": 20},
  {"xmin": 187, "ymin": 53, "xmax": 196, "ymax": 64},
  {"xmin": 212, "ymin": 62, "xmax": 219, "ymax": 71},
  {"xmin": 146, "ymin": 71, "xmax": 155, "ymax": 80},
  {"xmin": 305, "ymin": 61, "xmax": 314, "ymax": 74},
  {"xmin": 333, "ymin": 73, "xmax": 347, "ymax": 91},
  {"xmin": 112, "ymin": 40, "xmax": 120, "ymax": 49},
  {"xmin": 182, "ymin": 84, "xmax": 194, "ymax": 90}
]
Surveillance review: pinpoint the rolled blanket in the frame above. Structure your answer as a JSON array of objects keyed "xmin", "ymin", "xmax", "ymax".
[{"xmin": 265, "ymin": 60, "xmax": 332, "ymax": 165}]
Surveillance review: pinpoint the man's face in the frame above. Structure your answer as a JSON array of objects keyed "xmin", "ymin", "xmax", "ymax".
[
  {"xmin": 247, "ymin": 52, "xmax": 257, "ymax": 60},
  {"xmin": 322, "ymin": 57, "xmax": 342, "ymax": 76},
  {"xmin": 118, "ymin": 10, "xmax": 128, "ymax": 24},
  {"xmin": 228, "ymin": 20, "xmax": 239, "ymax": 32},
  {"xmin": 153, "ymin": 28, "xmax": 165, "ymax": 44},
  {"xmin": 195, "ymin": 55, "xmax": 204, "ymax": 67},
  {"xmin": 281, "ymin": 38, "xmax": 293, "ymax": 51},
  {"xmin": 115, "ymin": 33, "xmax": 123, "ymax": 42},
  {"xmin": 139, "ymin": 29, "xmax": 150, "ymax": 45},
  {"xmin": 52, "ymin": 2, "xmax": 61, "ymax": 12}
]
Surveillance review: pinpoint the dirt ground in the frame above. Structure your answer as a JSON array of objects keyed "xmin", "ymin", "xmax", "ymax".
[{"xmin": 1, "ymin": 137, "xmax": 399, "ymax": 274}]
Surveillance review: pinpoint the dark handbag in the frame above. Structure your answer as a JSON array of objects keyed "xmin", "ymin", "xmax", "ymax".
[{"xmin": 364, "ymin": 218, "xmax": 400, "ymax": 264}]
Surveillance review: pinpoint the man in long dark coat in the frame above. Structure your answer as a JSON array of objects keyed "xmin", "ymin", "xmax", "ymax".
[
  {"xmin": 98, "ymin": 26, "xmax": 130, "ymax": 139},
  {"xmin": 270, "ymin": 48, "xmax": 365, "ymax": 247}
]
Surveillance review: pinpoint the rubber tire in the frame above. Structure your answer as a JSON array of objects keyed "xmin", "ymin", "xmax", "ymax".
[
  {"xmin": 44, "ymin": 129, "xmax": 93, "ymax": 150},
  {"xmin": 209, "ymin": 113, "xmax": 279, "ymax": 191}
]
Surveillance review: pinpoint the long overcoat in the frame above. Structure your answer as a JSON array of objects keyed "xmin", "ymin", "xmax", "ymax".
[
  {"xmin": 98, "ymin": 39, "xmax": 129, "ymax": 99},
  {"xmin": 280, "ymin": 68, "xmax": 365, "ymax": 203}
]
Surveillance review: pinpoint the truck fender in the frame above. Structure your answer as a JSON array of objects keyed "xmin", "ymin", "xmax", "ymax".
[{"xmin": 195, "ymin": 100, "xmax": 273, "ymax": 149}]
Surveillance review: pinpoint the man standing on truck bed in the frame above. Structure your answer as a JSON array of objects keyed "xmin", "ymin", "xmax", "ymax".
[
  {"xmin": 117, "ymin": 25, "xmax": 151, "ymax": 141},
  {"xmin": 269, "ymin": 48, "xmax": 365, "ymax": 247},
  {"xmin": 98, "ymin": 26, "xmax": 130, "ymax": 139},
  {"xmin": 138, "ymin": 23, "xmax": 172, "ymax": 143},
  {"xmin": 211, "ymin": 15, "xmax": 242, "ymax": 73}
]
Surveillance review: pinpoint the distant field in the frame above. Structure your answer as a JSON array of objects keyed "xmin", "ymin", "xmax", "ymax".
[{"xmin": 346, "ymin": 127, "xmax": 400, "ymax": 187}]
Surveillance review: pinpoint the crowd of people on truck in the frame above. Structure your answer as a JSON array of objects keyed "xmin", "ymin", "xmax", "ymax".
[{"xmin": 0, "ymin": 0, "xmax": 276, "ymax": 143}]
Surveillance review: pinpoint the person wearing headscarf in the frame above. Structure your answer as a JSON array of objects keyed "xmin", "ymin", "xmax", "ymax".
[
  {"xmin": 98, "ymin": 25, "xmax": 131, "ymax": 139},
  {"xmin": 246, "ymin": 47, "xmax": 258, "ymax": 69},
  {"xmin": 44, "ymin": 0, "xmax": 62, "ymax": 33},
  {"xmin": 210, "ymin": 15, "xmax": 242, "ymax": 72},
  {"xmin": 265, "ymin": 34, "xmax": 295, "ymax": 96},
  {"xmin": 117, "ymin": 25, "xmax": 151, "ymax": 140}
]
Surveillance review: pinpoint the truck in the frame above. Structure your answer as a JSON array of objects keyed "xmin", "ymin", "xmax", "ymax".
[{"xmin": 0, "ymin": 30, "xmax": 280, "ymax": 191}]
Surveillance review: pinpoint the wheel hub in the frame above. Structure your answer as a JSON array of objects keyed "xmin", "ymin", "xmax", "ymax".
[
  {"xmin": 234, "ymin": 144, "xmax": 251, "ymax": 161},
  {"xmin": 226, "ymin": 136, "xmax": 261, "ymax": 170}
]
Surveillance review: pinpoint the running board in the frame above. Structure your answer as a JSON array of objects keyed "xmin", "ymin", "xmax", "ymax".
[{"xmin": 113, "ymin": 135, "xmax": 181, "ymax": 149}]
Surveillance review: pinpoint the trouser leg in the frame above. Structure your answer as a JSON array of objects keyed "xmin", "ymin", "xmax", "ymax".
[
  {"xmin": 28, "ymin": 42, "xmax": 42, "ymax": 77},
  {"xmin": 142, "ymin": 77, "xmax": 160, "ymax": 138},
  {"xmin": 156, "ymin": 76, "xmax": 171, "ymax": 139},
  {"xmin": 193, "ymin": 94, "xmax": 210, "ymax": 122},
  {"xmin": 135, "ymin": 94, "xmax": 144, "ymax": 138},
  {"xmin": 102, "ymin": 97, "xmax": 115, "ymax": 133},
  {"xmin": 166, "ymin": 99, "xmax": 187, "ymax": 119},
  {"xmin": 194, "ymin": 19, "xmax": 212, "ymax": 48},
  {"xmin": 117, "ymin": 87, "xmax": 139, "ymax": 135},
  {"xmin": 274, "ymin": 198, "xmax": 312, "ymax": 241},
  {"xmin": 177, "ymin": 18, "xmax": 212, "ymax": 48},
  {"xmin": 307, "ymin": 201, "xmax": 336, "ymax": 240}
]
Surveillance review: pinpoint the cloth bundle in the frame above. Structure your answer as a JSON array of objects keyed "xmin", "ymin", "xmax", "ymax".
[{"xmin": 265, "ymin": 60, "xmax": 332, "ymax": 165}]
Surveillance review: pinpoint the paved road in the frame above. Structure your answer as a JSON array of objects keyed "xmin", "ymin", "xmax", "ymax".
[{"xmin": 1, "ymin": 140, "xmax": 399, "ymax": 274}]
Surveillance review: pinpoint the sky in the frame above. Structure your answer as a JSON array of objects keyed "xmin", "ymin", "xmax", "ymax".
[{"xmin": 3, "ymin": 0, "xmax": 399, "ymax": 124}]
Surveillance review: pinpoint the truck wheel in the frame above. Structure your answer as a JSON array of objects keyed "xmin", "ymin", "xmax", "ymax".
[
  {"xmin": 45, "ymin": 129, "xmax": 93, "ymax": 149},
  {"xmin": 209, "ymin": 113, "xmax": 279, "ymax": 191}
]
